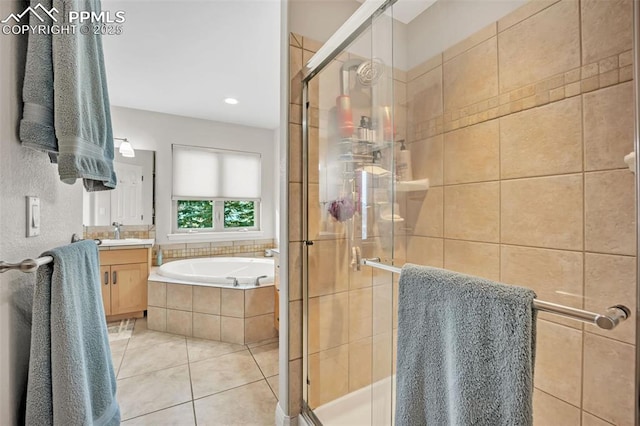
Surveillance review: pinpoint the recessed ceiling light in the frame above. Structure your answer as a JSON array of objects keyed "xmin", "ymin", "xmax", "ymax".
[{"xmin": 224, "ymin": 98, "xmax": 239, "ymax": 105}]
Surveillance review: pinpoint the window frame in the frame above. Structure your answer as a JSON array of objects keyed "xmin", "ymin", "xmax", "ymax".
[{"xmin": 173, "ymin": 199, "xmax": 261, "ymax": 234}]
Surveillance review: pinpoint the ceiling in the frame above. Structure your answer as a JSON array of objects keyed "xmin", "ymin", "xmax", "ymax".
[
  {"xmin": 102, "ymin": 0, "xmax": 281, "ymax": 130},
  {"xmin": 357, "ymin": 0, "xmax": 437, "ymax": 24}
]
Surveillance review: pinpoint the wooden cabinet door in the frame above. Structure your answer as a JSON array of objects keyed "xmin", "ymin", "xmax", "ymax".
[
  {"xmin": 100, "ymin": 265, "xmax": 112, "ymax": 316},
  {"xmin": 110, "ymin": 262, "xmax": 148, "ymax": 315}
]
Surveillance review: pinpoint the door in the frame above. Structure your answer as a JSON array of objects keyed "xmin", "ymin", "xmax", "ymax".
[
  {"xmin": 110, "ymin": 263, "xmax": 147, "ymax": 315},
  {"xmin": 111, "ymin": 162, "xmax": 144, "ymax": 225}
]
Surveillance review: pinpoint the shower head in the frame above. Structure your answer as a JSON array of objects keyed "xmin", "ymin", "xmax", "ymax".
[
  {"xmin": 340, "ymin": 58, "xmax": 386, "ymax": 95},
  {"xmin": 356, "ymin": 58, "xmax": 385, "ymax": 86}
]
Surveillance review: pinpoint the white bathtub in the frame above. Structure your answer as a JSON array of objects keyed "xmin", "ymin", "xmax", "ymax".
[{"xmin": 154, "ymin": 257, "xmax": 274, "ymax": 288}]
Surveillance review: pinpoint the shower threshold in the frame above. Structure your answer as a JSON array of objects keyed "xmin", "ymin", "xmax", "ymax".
[{"xmin": 313, "ymin": 375, "xmax": 396, "ymax": 426}]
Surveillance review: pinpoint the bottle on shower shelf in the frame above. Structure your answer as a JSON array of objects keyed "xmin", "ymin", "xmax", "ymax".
[{"xmin": 396, "ymin": 140, "xmax": 413, "ymax": 182}]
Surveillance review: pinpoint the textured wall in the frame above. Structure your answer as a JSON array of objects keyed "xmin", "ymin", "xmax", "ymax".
[{"xmin": 0, "ymin": 2, "xmax": 84, "ymax": 424}]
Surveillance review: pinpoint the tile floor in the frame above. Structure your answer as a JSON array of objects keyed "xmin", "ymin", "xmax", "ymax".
[{"xmin": 110, "ymin": 317, "xmax": 279, "ymax": 425}]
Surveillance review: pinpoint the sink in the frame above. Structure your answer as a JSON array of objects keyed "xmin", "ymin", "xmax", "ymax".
[{"xmin": 100, "ymin": 238, "xmax": 153, "ymax": 247}]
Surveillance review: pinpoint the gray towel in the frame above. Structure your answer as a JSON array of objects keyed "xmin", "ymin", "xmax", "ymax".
[
  {"xmin": 395, "ymin": 264, "xmax": 536, "ymax": 426},
  {"xmin": 20, "ymin": 0, "xmax": 117, "ymax": 191},
  {"xmin": 26, "ymin": 240, "xmax": 120, "ymax": 426}
]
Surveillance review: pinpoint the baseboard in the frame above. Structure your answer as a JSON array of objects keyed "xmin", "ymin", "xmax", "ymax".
[{"xmin": 275, "ymin": 401, "xmax": 298, "ymax": 426}]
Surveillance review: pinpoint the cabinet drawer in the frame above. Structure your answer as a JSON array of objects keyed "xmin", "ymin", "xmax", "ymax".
[{"xmin": 100, "ymin": 248, "xmax": 148, "ymax": 266}]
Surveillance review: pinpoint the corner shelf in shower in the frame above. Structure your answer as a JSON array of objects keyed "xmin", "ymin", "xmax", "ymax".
[{"xmin": 395, "ymin": 178, "xmax": 430, "ymax": 192}]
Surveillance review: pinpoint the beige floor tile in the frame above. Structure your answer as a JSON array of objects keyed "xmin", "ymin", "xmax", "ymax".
[
  {"xmin": 267, "ymin": 375, "xmax": 279, "ymax": 399},
  {"xmin": 186, "ymin": 337, "xmax": 246, "ymax": 363},
  {"xmin": 194, "ymin": 381, "xmax": 277, "ymax": 426},
  {"xmin": 250, "ymin": 341, "xmax": 279, "ymax": 378},
  {"xmin": 121, "ymin": 402, "xmax": 195, "ymax": 425},
  {"xmin": 190, "ymin": 350, "xmax": 264, "ymax": 399},
  {"xmin": 118, "ymin": 339, "xmax": 188, "ymax": 379},
  {"xmin": 109, "ymin": 338, "xmax": 129, "ymax": 353},
  {"xmin": 111, "ymin": 349, "xmax": 125, "ymax": 378},
  {"xmin": 127, "ymin": 327, "xmax": 186, "ymax": 350},
  {"xmin": 247, "ymin": 336, "xmax": 279, "ymax": 349},
  {"xmin": 117, "ymin": 365, "xmax": 192, "ymax": 421}
]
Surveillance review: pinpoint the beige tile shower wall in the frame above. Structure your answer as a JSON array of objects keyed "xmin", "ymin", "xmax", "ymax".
[{"xmin": 404, "ymin": 0, "xmax": 636, "ymax": 424}]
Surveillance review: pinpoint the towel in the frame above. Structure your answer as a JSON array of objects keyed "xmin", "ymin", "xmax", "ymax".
[
  {"xmin": 395, "ymin": 264, "xmax": 536, "ymax": 426},
  {"xmin": 26, "ymin": 240, "xmax": 120, "ymax": 426},
  {"xmin": 20, "ymin": 0, "xmax": 117, "ymax": 191},
  {"xmin": 19, "ymin": 0, "xmax": 57, "ymax": 158}
]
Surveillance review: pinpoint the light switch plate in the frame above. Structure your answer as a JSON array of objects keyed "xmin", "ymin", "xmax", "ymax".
[{"xmin": 26, "ymin": 196, "xmax": 40, "ymax": 237}]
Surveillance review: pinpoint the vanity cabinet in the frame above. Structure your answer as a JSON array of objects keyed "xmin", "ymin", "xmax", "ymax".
[{"xmin": 99, "ymin": 248, "xmax": 150, "ymax": 320}]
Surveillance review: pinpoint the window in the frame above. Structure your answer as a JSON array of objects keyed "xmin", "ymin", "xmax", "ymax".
[{"xmin": 172, "ymin": 145, "xmax": 261, "ymax": 233}]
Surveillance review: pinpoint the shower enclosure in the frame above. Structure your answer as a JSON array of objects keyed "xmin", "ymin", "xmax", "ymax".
[{"xmin": 299, "ymin": 0, "xmax": 639, "ymax": 424}]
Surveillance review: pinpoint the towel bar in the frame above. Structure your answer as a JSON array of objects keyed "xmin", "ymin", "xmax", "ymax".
[
  {"xmin": 361, "ymin": 258, "xmax": 631, "ymax": 330},
  {"xmin": 0, "ymin": 239, "xmax": 102, "ymax": 274}
]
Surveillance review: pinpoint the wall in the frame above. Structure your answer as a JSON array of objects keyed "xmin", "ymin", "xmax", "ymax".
[
  {"xmin": 401, "ymin": 0, "xmax": 636, "ymax": 424},
  {"xmin": 109, "ymin": 106, "xmax": 277, "ymax": 245},
  {"xmin": 0, "ymin": 2, "xmax": 84, "ymax": 423}
]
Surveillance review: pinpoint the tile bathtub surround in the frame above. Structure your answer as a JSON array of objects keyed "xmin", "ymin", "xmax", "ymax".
[
  {"xmin": 400, "ymin": 0, "xmax": 636, "ymax": 424},
  {"xmin": 151, "ymin": 239, "xmax": 276, "ymax": 265},
  {"xmin": 147, "ymin": 281, "xmax": 277, "ymax": 345},
  {"xmin": 113, "ymin": 318, "xmax": 278, "ymax": 424}
]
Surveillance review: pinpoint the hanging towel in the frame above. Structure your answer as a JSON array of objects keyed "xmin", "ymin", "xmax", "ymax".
[
  {"xmin": 26, "ymin": 240, "xmax": 120, "ymax": 426},
  {"xmin": 395, "ymin": 264, "xmax": 536, "ymax": 426},
  {"xmin": 19, "ymin": 0, "xmax": 57, "ymax": 159},
  {"xmin": 20, "ymin": 0, "xmax": 117, "ymax": 191}
]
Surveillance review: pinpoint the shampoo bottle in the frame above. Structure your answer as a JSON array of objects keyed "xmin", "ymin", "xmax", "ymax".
[
  {"xmin": 156, "ymin": 248, "xmax": 163, "ymax": 266},
  {"xmin": 396, "ymin": 140, "xmax": 413, "ymax": 182}
]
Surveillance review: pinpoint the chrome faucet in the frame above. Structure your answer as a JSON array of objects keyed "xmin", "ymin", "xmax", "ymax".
[
  {"xmin": 227, "ymin": 276, "xmax": 239, "ymax": 287},
  {"xmin": 112, "ymin": 222, "xmax": 122, "ymax": 240},
  {"xmin": 254, "ymin": 275, "xmax": 268, "ymax": 287}
]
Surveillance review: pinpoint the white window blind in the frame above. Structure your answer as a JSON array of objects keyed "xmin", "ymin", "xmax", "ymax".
[{"xmin": 172, "ymin": 145, "xmax": 261, "ymax": 200}]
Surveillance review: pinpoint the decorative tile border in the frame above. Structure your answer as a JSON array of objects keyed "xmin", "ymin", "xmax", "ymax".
[
  {"xmin": 84, "ymin": 225, "xmax": 155, "ymax": 240},
  {"xmin": 407, "ymin": 50, "xmax": 634, "ymax": 141},
  {"xmin": 154, "ymin": 239, "xmax": 276, "ymax": 265}
]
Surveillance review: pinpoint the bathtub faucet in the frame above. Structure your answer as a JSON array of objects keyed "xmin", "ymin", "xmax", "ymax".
[
  {"xmin": 254, "ymin": 275, "xmax": 268, "ymax": 287},
  {"xmin": 227, "ymin": 276, "xmax": 239, "ymax": 287}
]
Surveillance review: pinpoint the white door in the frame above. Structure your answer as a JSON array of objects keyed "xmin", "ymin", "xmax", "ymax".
[{"xmin": 111, "ymin": 162, "xmax": 144, "ymax": 225}]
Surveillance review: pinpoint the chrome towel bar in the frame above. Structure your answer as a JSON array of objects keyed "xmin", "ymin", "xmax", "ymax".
[
  {"xmin": 0, "ymin": 239, "xmax": 102, "ymax": 274},
  {"xmin": 361, "ymin": 258, "xmax": 631, "ymax": 331}
]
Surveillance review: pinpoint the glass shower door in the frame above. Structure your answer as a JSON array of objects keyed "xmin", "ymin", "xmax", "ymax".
[{"xmin": 303, "ymin": 7, "xmax": 397, "ymax": 425}]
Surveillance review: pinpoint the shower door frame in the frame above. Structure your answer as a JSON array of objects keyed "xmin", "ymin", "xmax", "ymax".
[
  {"xmin": 300, "ymin": 1, "xmax": 398, "ymax": 423},
  {"xmin": 633, "ymin": 1, "xmax": 640, "ymax": 424}
]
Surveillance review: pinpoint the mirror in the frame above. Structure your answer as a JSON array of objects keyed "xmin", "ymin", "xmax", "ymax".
[{"xmin": 82, "ymin": 149, "xmax": 155, "ymax": 226}]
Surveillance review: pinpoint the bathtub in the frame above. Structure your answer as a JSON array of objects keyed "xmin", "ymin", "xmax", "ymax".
[
  {"xmin": 147, "ymin": 257, "xmax": 278, "ymax": 345},
  {"xmin": 155, "ymin": 257, "xmax": 274, "ymax": 288}
]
